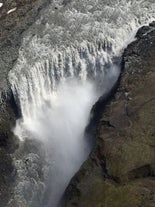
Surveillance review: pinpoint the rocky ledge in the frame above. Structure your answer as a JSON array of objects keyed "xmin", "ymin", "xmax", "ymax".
[{"xmin": 64, "ymin": 22, "xmax": 155, "ymax": 207}]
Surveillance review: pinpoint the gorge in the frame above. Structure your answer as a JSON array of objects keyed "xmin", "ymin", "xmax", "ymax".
[{"xmin": 0, "ymin": 0, "xmax": 155, "ymax": 207}]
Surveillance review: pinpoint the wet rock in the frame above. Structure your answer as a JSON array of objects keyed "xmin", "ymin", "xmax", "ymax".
[
  {"xmin": 135, "ymin": 26, "xmax": 151, "ymax": 39},
  {"xmin": 149, "ymin": 21, "xmax": 155, "ymax": 27},
  {"xmin": 0, "ymin": 149, "xmax": 15, "ymax": 206},
  {"xmin": 64, "ymin": 23, "xmax": 155, "ymax": 207}
]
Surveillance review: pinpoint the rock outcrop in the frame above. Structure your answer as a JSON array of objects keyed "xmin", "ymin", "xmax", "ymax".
[{"xmin": 64, "ymin": 22, "xmax": 155, "ymax": 207}]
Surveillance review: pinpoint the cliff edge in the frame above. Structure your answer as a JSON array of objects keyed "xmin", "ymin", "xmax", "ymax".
[{"xmin": 64, "ymin": 22, "xmax": 155, "ymax": 207}]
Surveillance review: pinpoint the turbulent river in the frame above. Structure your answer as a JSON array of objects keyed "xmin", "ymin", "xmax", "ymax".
[{"xmin": 8, "ymin": 0, "xmax": 155, "ymax": 206}]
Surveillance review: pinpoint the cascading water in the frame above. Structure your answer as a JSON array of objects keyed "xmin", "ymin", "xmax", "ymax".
[{"xmin": 8, "ymin": 0, "xmax": 155, "ymax": 206}]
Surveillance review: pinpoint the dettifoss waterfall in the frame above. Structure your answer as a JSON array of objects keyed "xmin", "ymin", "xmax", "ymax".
[{"xmin": 8, "ymin": 0, "xmax": 155, "ymax": 206}]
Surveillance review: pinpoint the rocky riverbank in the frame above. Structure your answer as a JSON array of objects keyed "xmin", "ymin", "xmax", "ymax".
[{"xmin": 64, "ymin": 22, "xmax": 155, "ymax": 207}]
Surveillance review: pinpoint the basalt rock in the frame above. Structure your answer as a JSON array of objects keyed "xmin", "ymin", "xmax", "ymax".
[{"xmin": 64, "ymin": 22, "xmax": 155, "ymax": 207}]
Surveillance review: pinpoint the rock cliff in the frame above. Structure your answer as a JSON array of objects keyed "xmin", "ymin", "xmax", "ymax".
[{"xmin": 64, "ymin": 22, "xmax": 155, "ymax": 207}]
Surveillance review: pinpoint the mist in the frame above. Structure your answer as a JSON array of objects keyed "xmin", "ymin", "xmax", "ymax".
[
  {"xmin": 12, "ymin": 62, "xmax": 119, "ymax": 207},
  {"xmin": 14, "ymin": 79, "xmax": 98, "ymax": 207}
]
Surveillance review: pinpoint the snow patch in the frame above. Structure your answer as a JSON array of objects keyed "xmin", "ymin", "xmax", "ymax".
[
  {"xmin": 7, "ymin": 7, "xmax": 17, "ymax": 14},
  {"xmin": 0, "ymin": 3, "xmax": 3, "ymax": 8}
]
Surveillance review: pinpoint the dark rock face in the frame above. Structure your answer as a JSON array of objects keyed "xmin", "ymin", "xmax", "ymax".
[
  {"xmin": 0, "ymin": 92, "xmax": 18, "ymax": 151},
  {"xmin": 64, "ymin": 23, "xmax": 155, "ymax": 207},
  {"xmin": 0, "ymin": 92, "xmax": 19, "ymax": 206},
  {"xmin": 0, "ymin": 1, "xmax": 50, "ymax": 206}
]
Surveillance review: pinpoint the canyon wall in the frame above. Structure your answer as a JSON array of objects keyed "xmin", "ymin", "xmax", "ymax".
[{"xmin": 64, "ymin": 22, "xmax": 155, "ymax": 207}]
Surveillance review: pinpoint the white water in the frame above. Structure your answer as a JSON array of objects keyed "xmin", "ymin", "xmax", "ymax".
[{"xmin": 8, "ymin": 0, "xmax": 155, "ymax": 206}]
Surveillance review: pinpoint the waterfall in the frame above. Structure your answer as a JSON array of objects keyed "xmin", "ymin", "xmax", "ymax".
[{"xmin": 8, "ymin": 0, "xmax": 155, "ymax": 206}]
